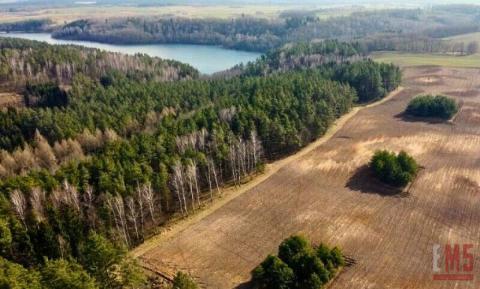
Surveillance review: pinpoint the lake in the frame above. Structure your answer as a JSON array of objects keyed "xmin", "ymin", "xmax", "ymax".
[{"xmin": 0, "ymin": 33, "xmax": 262, "ymax": 74}]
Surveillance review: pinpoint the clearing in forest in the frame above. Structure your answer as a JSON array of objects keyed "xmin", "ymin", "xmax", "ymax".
[
  {"xmin": 137, "ymin": 66, "xmax": 480, "ymax": 289},
  {"xmin": 0, "ymin": 92, "xmax": 22, "ymax": 108}
]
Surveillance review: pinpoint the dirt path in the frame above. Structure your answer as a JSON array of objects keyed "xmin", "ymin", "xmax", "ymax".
[{"xmin": 131, "ymin": 87, "xmax": 404, "ymax": 258}]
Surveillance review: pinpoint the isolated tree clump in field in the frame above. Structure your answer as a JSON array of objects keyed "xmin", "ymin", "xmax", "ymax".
[
  {"xmin": 252, "ymin": 235, "xmax": 344, "ymax": 289},
  {"xmin": 171, "ymin": 272, "xmax": 199, "ymax": 289},
  {"xmin": 370, "ymin": 150, "xmax": 419, "ymax": 187},
  {"xmin": 406, "ymin": 94, "xmax": 458, "ymax": 120}
]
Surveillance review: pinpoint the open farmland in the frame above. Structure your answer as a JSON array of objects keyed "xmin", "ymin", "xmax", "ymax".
[
  {"xmin": 0, "ymin": 4, "xmax": 305, "ymax": 24},
  {"xmin": 444, "ymin": 32, "xmax": 480, "ymax": 43},
  {"xmin": 136, "ymin": 66, "xmax": 480, "ymax": 289},
  {"xmin": 373, "ymin": 52, "xmax": 480, "ymax": 68}
]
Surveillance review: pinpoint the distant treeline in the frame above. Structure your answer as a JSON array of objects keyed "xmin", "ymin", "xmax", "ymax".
[
  {"xmin": 360, "ymin": 34, "xmax": 479, "ymax": 55},
  {"xmin": 228, "ymin": 40, "xmax": 367, "ymax": 77},
  {"xmin": 48, "ymin": 5, "xmax": 480, "ymax": 54},
  {"xmin": 53, "ymin": 17, "xmax": 285, "ymax": 52},
  {"xmin": 0, "ymin": 19, "xmax": 53, "ymax": 33},
  {"xmin": 0, "ymin": 37, "xmax": 199, "ymax": 90}
]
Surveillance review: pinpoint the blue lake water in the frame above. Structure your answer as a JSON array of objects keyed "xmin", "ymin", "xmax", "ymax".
[{"xmin": 0, "ymin": 32, "xmax": 261, "ymax": 74}]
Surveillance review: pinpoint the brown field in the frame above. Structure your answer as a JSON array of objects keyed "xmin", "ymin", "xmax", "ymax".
[
  {"xmin": 136, "ymin": 66, "xmax": 480, "ymax": 289},
  {"xmin": 0, "ymin": 5, "xmax": 304, "ymax": 24}
]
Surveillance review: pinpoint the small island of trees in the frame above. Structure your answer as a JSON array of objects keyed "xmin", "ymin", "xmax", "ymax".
[
  {"xmin": 406, "ymin": 94, "xmax": 458, "ymax": 120},
  {"xmin": 172, "ymin": 272, "xmax": 199, "ymax": 289},
  {"xmin": 370, "ymin": 150, "xmax": 419, "ymax": 187},
  {"xmin": 252, "ymin": 235, "xmax": 344, "ymax": 289}
]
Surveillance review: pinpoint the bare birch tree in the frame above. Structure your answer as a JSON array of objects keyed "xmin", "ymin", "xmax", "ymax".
[
  {"xmin": 185, "ymin": 161, "xmax": 196, "ymax": 212},
  {"xmin": 105, "ymin": 195, "xmax": 121, "ymax": 236},
  {"xmin": 83, "ymin": 186, "xmax": 97, "ymax": 229},
  {"xmin": 206, "ymin": 157, "xmax": 221, "ymax": 200},
  {"xmin": 63, "ymin": 180, "xmax": 81, "ymax": 213},
  {"xmin": 238, "ymin": 138, "xmax": 247, "ymax": 178},
  {"xmin": 141, "ymin": 183, "xmax": 156, "ymax": 222},
  {"xmin": 112, "ymin": 195, "xmax": 129, "ymax": 246},
  {"xmin": 126, "ymin": 197, "xmax": 140, "ymax": 240},
  {"xmin": 250, "ymin": 130, "xmax": 262, "ymax": 170},
  {"xmin": 205, "ymin": 160, "xmax": 214, "ymax": 201},
  {"xmin": 30, "ymin": 188, "xmax": 46, "ymax": 223},
  {"xmin": 10, "ymin": 190, "xmax": 27, "ymax": 228},
  {"xmin": 172, "ymin": 161, "xmax": 188, "ymax": 215},
  {"xmin": 136, "ymin": 185, "xmax": 145, "ymax": 233},
  {"xmin": 229, "ymin": 143, "xmax": 239, "ymax": 186},
  {"xmin": 187, "ymin": 160, "xmax": 200, "ymax": 207}
]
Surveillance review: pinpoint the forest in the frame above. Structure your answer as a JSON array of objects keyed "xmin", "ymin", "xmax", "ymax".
[
  {"xmin": 230, "ymin": 41, "xmax": 400, "ymax": 103},
  {"xmin": 223, "ymin": 40, "xmax": 367, "ymax": 77},
  {"xmin": 0, "ymin": 38, "xmax": 198, "ymax": 91},
  {"xmin": 0, "ymin": 39, "xmax": 400, "ymax": 288},
  {"xmin": 0, "ymin": 20, "xmax": 54, "ymax": 34},
  {"xmin": 48, "ymin": 5, "xmax": 480, "ymax": 54}
]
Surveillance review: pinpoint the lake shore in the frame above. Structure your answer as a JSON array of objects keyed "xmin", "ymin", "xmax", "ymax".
[{"xmin": 0, "ymin": 32, "xmax": 261, "ymax": 74}]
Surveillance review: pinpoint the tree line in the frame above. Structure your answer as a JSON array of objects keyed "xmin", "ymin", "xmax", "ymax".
[
  {"xmin": 52, "ymin": 17, "xmax": 285, "ymax": 52},
  {"xmin": 359, "ymin": 34, "xmax": 479, "ymax": 56},
  {"xmin": 0, "ymin": 19, "xmax": 53, "ymax": 33},
  {"xmin": 48, "ymin": 6, "xmax": 480, "ymax": 54},
  {"xmin": 229, "ymin": 41, "xmax": 401, "ymax": 103},
  {"xmin": 221, "ymin": 40, "xmax": 366, "ymax": 78},
  {"xmin": 0, "ymin": 37, "xmax": 198, "ymax": 91}
]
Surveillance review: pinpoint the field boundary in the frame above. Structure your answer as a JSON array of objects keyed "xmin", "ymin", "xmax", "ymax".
[{"xmin": 130, "ymin": 87, "xmax": 405, "ymax": 262}]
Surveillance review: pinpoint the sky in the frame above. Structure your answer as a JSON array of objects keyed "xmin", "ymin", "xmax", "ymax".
[
  {"xmin": 1, "ymin": 0, "xmax": 479, "ymax": 8},
  {"xmin": 3, "ymin": 0, "xmax": 480, "ymax": 4}
]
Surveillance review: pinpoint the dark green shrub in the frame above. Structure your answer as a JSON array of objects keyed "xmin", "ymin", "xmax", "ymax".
[
  {"xmin": 252, "ymin": 255, "xmax": 294, "ymax": 289},
  {"xmin": 172, "ymin": 272, "xmax": 199, "ymax": 289},
  {"xmin": 406, "ymin": 94, "xmax": 458, "ymax": 120},
  {"xmin": 252, "ymin": 235, "xmax": 344, "ymax": 289},
  {"xmin": 40, "ymin": 259, "xmax": 98, "ymax": 289},
  {"xmin": 24, "ymin": 83, "xmax": 69, "ymax": 108},
  {"xmin": 370, "ymin": 150, "xmax": 418, "ymax": 187},
  {"xmin": 278, "ymin": 235, "xmax": 311, "ymax": 266},
  {"xmin": 316, "ymin": 244, "xmax": 345, "ymax": 277},
  {"xmin": 0, "ymin": 257, "xmax": 41, "ymax": 289}
]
